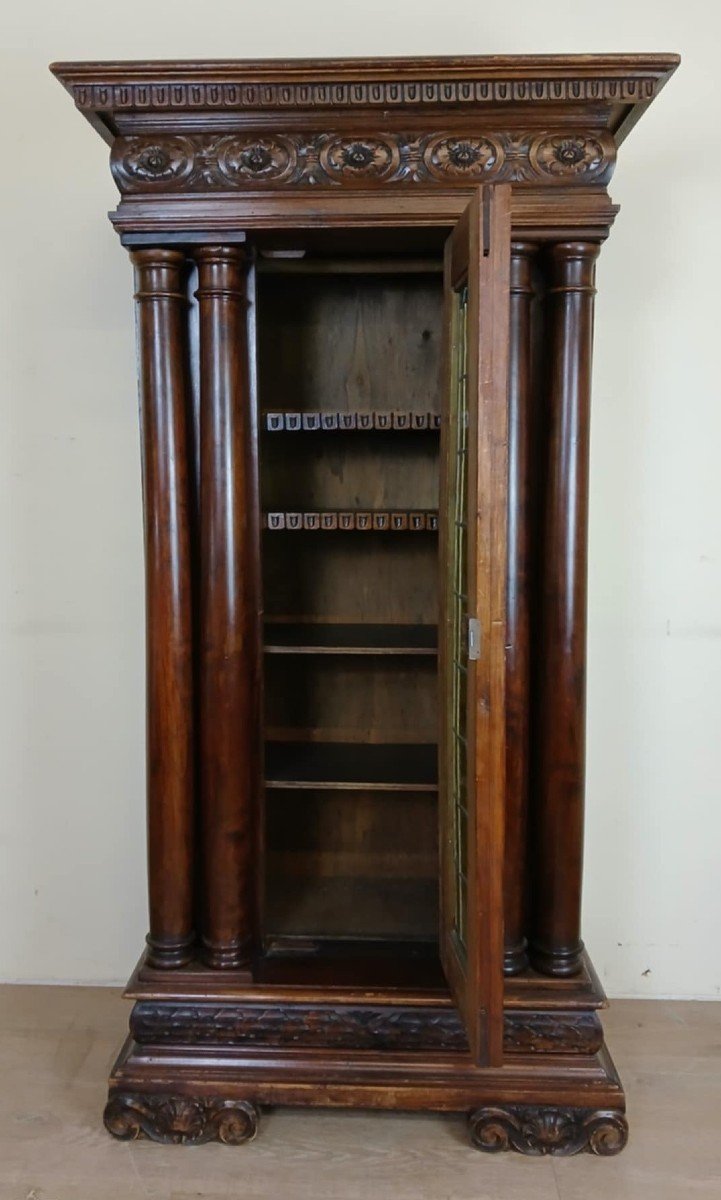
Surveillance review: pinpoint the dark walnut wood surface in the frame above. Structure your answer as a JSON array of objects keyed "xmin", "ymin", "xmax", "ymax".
[{"xmin": 50, "ymin": 52, "xmax": 678, "ymax": 1153}]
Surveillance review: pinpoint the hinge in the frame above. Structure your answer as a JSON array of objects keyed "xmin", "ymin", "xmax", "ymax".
[
  {"xmin": 482, "ymin": 188, "xmax": 491, "ymax": 257},
  {"xmin": 468, "ymin": 617, "xmax": 481, "ymax": 661}
]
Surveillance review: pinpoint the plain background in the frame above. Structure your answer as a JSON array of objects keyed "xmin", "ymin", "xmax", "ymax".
[{"xmin": 0, "ymin": 0, "xmax": 719, "ymax": 998}]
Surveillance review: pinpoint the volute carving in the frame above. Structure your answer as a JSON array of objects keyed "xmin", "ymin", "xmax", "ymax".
[
  {"xmin": 468, "ymin": 1105, "xmax": 628, "ymax": 1156},
  {"xmin": 104, "ymin": 1093, "xmax": 259, "ymax": 1145}
]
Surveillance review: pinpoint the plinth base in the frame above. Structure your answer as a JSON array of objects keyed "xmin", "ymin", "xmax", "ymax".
[{"xmin": 104, "ymin": 948, "xmax": 626, "ymax": 1155}]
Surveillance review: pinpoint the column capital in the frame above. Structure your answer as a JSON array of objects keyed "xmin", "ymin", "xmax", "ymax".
[
  {"xmin": 548, "ymin": 241, "xmax": 601, "ymax": 293},
  {"xmin": 131, "ymin": 247, "xmax": 188, "ymax": 303},
  {"xmin": 130, "ymin": 246, "xmax": 186, "ymax": 266},
  {"xmin": 510, "ymin": 242, "xmax": 539, "ymax": 295},
  {"xmin": 193, "ymin": 245, "xmax": 248, "ymax": 302}
]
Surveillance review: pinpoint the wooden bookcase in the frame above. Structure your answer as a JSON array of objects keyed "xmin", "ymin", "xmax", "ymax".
[{"xmin": 51, "ymin": 53, "xmax": 678, "ymax": 1155}]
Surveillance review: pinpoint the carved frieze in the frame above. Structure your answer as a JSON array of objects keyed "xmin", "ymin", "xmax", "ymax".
[
  {"xmin": 130, "ymin": 1001, "xmax": 603, "ymax": 1055},
  {"xmin": 110, "ymin": 130, "xmax": 615, "ymax": 193}
]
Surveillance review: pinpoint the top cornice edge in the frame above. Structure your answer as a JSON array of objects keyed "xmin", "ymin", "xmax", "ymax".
[
  {"xmin": 49, "ymin": 53, "xmax": 681, "ymax": 87},
  {"xmin": 49, "ymin": 54, "xmax": 680, "ymax": 148}
]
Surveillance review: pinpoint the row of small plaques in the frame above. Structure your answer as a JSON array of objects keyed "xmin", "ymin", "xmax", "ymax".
[
  {"xmin": 264, "ymin": 411, "xmax": 442, "ymax": 432},
  {"xmin": 263, "ymin": 511, "xmax": 439, "ymax": 531}
]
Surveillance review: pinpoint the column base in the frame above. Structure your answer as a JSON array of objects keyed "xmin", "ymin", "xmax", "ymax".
[
  {"xmin": 145, "ymin": 933, "xmax": 195, "ymax": 970},
  {"xmin": 503, "ymin": 938, "xmax": 529, "ymax": 975},
  {"xmin": 200, "ymin": 937, "xmax": 252, "ymax": 970},
  {"xmin": 529, "ymin": 940, "xmax": 585, "ymax": 977}
]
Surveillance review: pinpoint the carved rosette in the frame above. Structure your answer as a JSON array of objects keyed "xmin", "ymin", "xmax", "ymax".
[
  {"xmin": 468, "ymin": 1105, "xmax": 628, "ymax": 1156},
  {"xmin": 110, "ymin": 130, "xmax": 614, "ymax": 193},
  {"xmin": 530, "ymin": 133, "xmax": 606, "ymax": 178},
  {"xmin": 104, "ymin": 1093, "xmax": 259, "ymax": 1145},
  {"xmin": 423, "ymin": 134, "xmax": 501, "ymax": 179},
  {"xmin": 111, "ymin": 136, "xmax": 194, "ymax": 190},
  {"xmin": 215, "ymin": 135, "xmax": 297, "ymax": 184},
  {"xmin": 319, "ymin": 136, "xmax": 400, "ymax": 181}
]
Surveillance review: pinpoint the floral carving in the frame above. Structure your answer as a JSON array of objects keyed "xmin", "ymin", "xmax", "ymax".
[
  {"xmin": 532, "ymin": 134, "xmax": 605, "ymax": 177},
  {"xmin": 320, "ymin": 137, "xmax": 398, "ymax": 180},
  {"xmin": 114, "ymin": 137, "xmax": 193, "ymax": 187},
  {"xmin": 110, "ymin": 129, "xmax": 613, "ymax": 192},
  {"xmin": 104, "ymin": 1093, "xmax": 259, "ymax": 1145},
  {"xmin": 468, "ymin": 1105, "xmax": 628, "ymax": 1156},
  {"xmin": 340, "ymin": 142, "xmax": 376, "ymax": 169},
  {"xmin": 424, "ymin": 135, "xmax": 500, "ymax": 178},
  {"xmin": 216, "ymin": 135, "xmax": 296, "ymax": 184}
]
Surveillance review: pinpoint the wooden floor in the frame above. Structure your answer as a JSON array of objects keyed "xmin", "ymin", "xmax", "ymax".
[{"xmin": 0, "ymin": 986, "xmax": 718, "ymax": 1199}]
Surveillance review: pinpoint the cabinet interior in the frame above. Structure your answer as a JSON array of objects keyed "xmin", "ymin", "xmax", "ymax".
[{"xmin": 257, "ymin": 253, "xmax": 444, "ymax": 961}]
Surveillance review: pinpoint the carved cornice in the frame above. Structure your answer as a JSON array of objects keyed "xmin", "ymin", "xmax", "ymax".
[
  {"xmin": 69, "ymin": 75, "xmax": 659, "ymax": 113},
  {"xmin": 52, "ymin": 55, "xmax": 676, "ymax": 234},
  {"xmin": 51, "ymin": 55, "xmax": 679, "ymax": 146},
  {"xmin": 110, "ymin": 130, "xmax": 615, "ymax": 194},
  {"xmin": 129, "ymin": 1001, "xmax": 603, "ymax": 1055}
]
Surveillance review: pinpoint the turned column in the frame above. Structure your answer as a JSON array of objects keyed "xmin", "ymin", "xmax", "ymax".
[
  {"xmin": 195, "ymin": 246, "xmax": 257, "ymax": 969},
  {"xmin": 132, "ymin": 248, "xmax": 195, "ymax": 969},
  {"xmin": 504, "ymin": 241, "xmax": 538, "ymax": 975},
  {"xmin": 530, "ymin": 241, "xmax": 600, "ymax": 978}
]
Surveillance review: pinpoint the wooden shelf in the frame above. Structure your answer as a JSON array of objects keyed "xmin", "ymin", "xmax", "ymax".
[
  {"xmin": 264, "ymin": 622, "xmax": 437, "ymax": 656},
  {"xmin": 264, "ymin": 411, "xmax": 441, "ymax": 432},
  {"xmin": 263, "ymin": 510, "xmax": 438, "ymax": 532},
  {"xmin": 257, "ymin": 256, "xmax": 443, "ymax": 276},
  {"xmin": 264, "ymin": 877, "xmax": 439, "ymax": 942},
  {"xmin": 260, "ymin": 936, "xmax": 443, "ymax": 991},
  {"xmin": 264, "ymin": 742, "xmax": 438, "ymax": 791}
]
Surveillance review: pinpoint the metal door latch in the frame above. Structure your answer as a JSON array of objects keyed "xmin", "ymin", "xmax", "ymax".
[{"xmin": 468, "ymin": 617, "xmax": 481, "ymax": 661}]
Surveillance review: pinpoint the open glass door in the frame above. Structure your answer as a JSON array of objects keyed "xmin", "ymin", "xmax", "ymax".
[{"xmin": 439, "ymin": 185, "xmax": 511, "ymax": 1065}]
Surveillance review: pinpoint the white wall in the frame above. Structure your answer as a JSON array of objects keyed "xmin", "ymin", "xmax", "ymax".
[{"xmin": 1, "ymin": 0, "xmax": 718, "ymax": 997}]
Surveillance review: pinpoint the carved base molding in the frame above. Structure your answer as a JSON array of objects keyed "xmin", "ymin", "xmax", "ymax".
[
  {"xmin": 129, "ymin": 1000, "xmax": 603, "ymax": 1056},
  {"xmin": 104, "ymin": 1092, "xmax": 259, "ymax": 1145},
  {"xmin": 468, "ymin": 1104, "xmax": 628, "ymax": 1156}
]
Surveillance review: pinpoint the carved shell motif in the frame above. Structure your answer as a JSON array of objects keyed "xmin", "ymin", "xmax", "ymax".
[
  {"xmin": 104, "ymin": 1093, "xmax": 259, "ymax": 1146},
  {"xmin": 424, "ymin": 135, "xmax": 500, "ymax": 179},
  {"xmin": 468, "ymin": 1105, "xmax": 629, "ymax": 1156},
  {"xmin": 532, "ymin": 134, "xmax": 605, "ymax": 177}
]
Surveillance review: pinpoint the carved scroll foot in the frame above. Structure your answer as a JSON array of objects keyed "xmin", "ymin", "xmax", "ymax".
[
  {"xmin": 468, "ymin": 1105, "xmax": 628, "ymax": 1156},
  {"xmin": 104, "ymin": 1093, "xmax": 259, "ymax": 1145}
]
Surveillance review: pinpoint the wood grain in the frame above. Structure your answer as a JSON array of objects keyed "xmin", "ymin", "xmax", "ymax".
[
  {"xmin": 47, "ymin": 49, "xmax": 681, "ymax": 1145},
  {"xmin": 132, "ymin": 248, "xmax": 195, "ymax": 970},
  {"xmin": 530, "ymin": 242, "xmax": 600, "ymax": 978},
  {"xmin": 503, "ymin": 241, "xmax": 538, "ymax": 975},
  {"xmin": 195, "ymin": 246, "xmax": 259, "ymax": 970}
]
